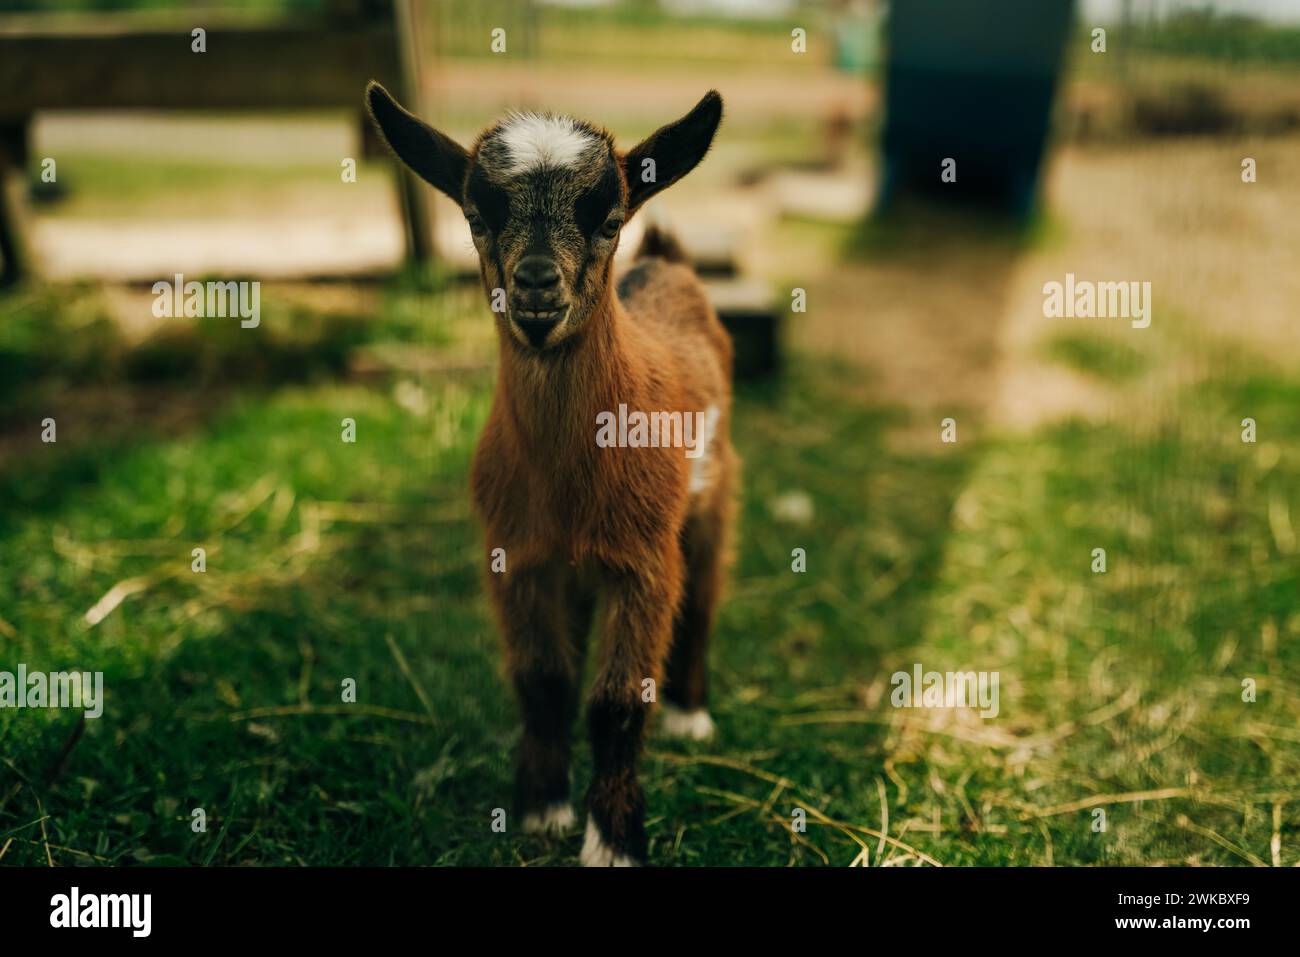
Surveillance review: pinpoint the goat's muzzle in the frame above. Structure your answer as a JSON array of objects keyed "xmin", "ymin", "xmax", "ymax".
[
  {"xmin": 509, "ymin": 254, "xmax": 568, "ymax": 348},
  {"xmin": 511, "ymin": 304, "xmax": 567, "ymax": 349}
]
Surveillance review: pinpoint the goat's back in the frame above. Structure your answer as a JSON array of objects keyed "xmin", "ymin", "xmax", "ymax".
[{"xmin": 616, "ymin": 253, "xmax": 733, "ymax": 406}]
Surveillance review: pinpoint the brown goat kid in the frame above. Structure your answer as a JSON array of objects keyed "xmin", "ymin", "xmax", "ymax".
[{"xmin": 367, "ymin": 84, "xmax": 737, "ymax": 865}]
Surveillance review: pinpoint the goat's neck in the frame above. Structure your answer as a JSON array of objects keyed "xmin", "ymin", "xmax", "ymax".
[{"xmin": 497, "ymin": 286, "xmax": 641, "ymax": 456}]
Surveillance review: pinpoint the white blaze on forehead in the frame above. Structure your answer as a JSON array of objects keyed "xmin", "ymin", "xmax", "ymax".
[{"xmin": 496, "ymin": 112, "xmax": 600, "ymax": 174}]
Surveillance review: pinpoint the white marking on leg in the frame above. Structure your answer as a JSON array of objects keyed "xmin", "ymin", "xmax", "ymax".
[
  {"xmin": 580, "ymin": 816, "xmax": 638, "ymax": 867},
  {"xmin": 498, "ymin": 113, "xmax": 600, "ymax": 174},
  {"xmin": 689, "ymin": 405, "xmax": 721, "ymax": 495},
  {"xmin": 521, "ymin": 802, "xmax": 575, "ymax": 836},
  {"xmin": 659, "ymin": 701, "xmax": 716, "ymax": 741}
]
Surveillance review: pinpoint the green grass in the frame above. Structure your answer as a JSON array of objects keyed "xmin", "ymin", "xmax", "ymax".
[
  {"xmin": 430, "ymin": 0, "xmax": 826, "ymax": 69},
  {"xmin": 27, "ymin": 151, "xmax": 393, "ymax": 221},
  {"xmin": 1, "ymin": 282, "xmax": 1298, "ymax": 867},
  {"xmin": 1043, "ymin": 330, "xmax": 1149, "ymax": 383},
  {"xmin": 1129, "ymin": 12, "xmax": 1300, "ymax": 68}
]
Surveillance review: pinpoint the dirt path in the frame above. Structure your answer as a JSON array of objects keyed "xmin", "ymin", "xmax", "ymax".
[
  {"xmin": 789, "ymin": 134, "xmax": 1300, "ymax": 436},
  {"xmin": 424, "ymin": 58, "xmax": 874, "ymax": 127}
]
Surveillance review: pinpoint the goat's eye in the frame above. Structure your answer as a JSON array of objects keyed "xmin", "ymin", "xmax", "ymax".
[
  {"xmin": 466, "ymin": 212, "xmax": 487, "ymax": 236},
  {"xmin": 598, "ymin": 217, "xmax": 623, "ymax": 240}
]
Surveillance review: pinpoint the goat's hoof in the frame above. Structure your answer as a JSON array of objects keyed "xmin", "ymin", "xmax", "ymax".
[
  {"xmin": 659, "ymin": 702, "xmax": 716, "ymax": 741},
  {"xmin": 580, "ymin": 817, "xmax": 641, "ymax": 867},
  {"xmin": 521, "ymin": 802, "xmax": 576, "ymax": 836}
]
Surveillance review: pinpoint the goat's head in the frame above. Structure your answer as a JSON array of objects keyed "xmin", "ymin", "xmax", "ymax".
[{"xmin": 366, "ymin": 84, "xmax": 722, "ymax": 351}]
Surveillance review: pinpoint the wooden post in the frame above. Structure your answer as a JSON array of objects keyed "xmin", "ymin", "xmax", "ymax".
[
  {"xmin": 393, "ymin": 0, "xmax": 433, "ymax": 264},
  {"xmin": 0, "ymin": 118, "xmax": 33, "ymax": 286},
  {"xmin": 0, "ymin": 1, "xmax": 430, "ymax": 278}
]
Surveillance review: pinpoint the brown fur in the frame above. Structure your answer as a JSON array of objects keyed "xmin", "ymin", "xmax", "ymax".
[
  {"xmin": 472, "ymin": 252, "xmax": 737, "ymax": 860},
  {"xmin": 365, "ymin": 83, "xmax": 734, "ymax": 863}
]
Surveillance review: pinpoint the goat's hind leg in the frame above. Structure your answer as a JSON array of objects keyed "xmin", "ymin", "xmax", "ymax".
[{"xmin": 662, "ymin": 488, "xmax": 732, "ymax": 741}]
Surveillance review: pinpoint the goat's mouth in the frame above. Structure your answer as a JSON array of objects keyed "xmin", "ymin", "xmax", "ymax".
[{"xmin": 510, "ymin": 306, "xmax": 569, "ymax": 349}]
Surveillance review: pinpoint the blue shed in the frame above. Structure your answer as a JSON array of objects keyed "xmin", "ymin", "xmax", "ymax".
[{"xmin": 878, "ymin": 0, "xmax": 1077, "ymax": 217}]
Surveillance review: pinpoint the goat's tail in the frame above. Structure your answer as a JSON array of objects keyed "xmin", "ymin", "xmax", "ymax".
[{"xmin": 635, "ymin": 206, "xmax": 690, "ymax": 264}]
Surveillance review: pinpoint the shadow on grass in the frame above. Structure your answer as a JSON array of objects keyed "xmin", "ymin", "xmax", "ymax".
[
  {"xmin": 0, "ymin": 282, "xmax": 413, "ymax": 533},
  {"xmin": 2, "ymin": 205, "xmax": 1026, "ymax": 865},
  {"xmin": 0, "ymin": 335, "xmax": 986, "ymax": 866},
  {"xmin": 8, "ymin": 325, "xmax": 1295, "ymax": 866},
  {"xmin": 0, "ymin": 366, "xmax": 494, "ymax": 864},
  {"xmin": 646, "ymin": 360, "xmax": 980, "ymax": 865}
]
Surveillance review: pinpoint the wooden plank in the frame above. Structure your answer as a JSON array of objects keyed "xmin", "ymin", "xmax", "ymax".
[
  {"xmin": 0, "ymin": 24, "xmax": 402, "ymax": 117},
  {"xmin": 704, "ymin": 277, "xmax": 780, "ymax": 380},
  {"xmin": 0, "ymin": 4, "xmax": 430, "ymax": 272}
]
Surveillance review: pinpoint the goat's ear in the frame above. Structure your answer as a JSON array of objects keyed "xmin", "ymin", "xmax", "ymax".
[
  {"xmin": 366, "ymin": 81, "xmax": 469, "ymax": 207},
  {"xmin": 622, "ymin": 90, "xmax": 722, "ymax": 213}
]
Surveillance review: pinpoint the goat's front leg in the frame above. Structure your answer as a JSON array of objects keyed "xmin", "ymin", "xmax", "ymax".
[
  {"xmin": 488, "ymin": 560, "xmax": 589, "ymax": 836},
  {"xmin": 582, "ymin": 553, "xmax": 682, "ymax": 866}
]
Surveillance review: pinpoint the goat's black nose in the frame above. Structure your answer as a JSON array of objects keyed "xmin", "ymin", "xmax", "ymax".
[{"xmin": 514, "ymin": 255, "xmax": 560, "ymax": 291}]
